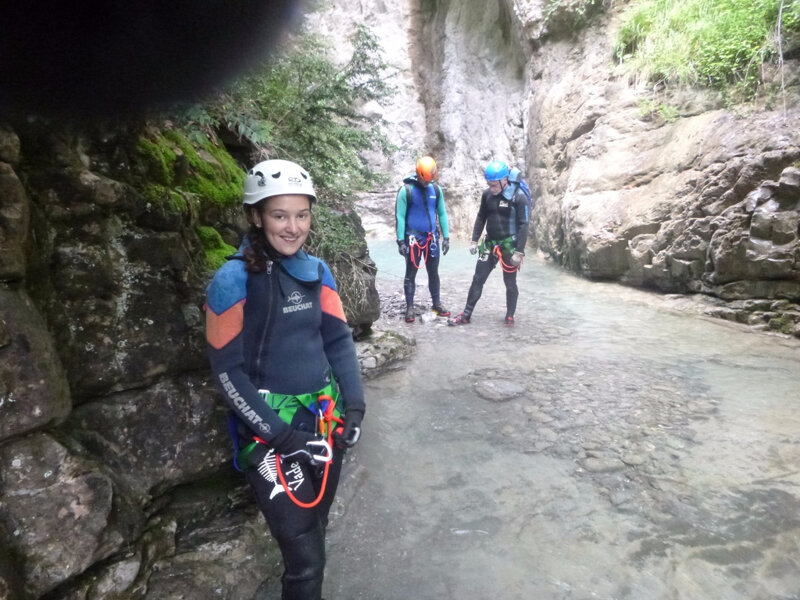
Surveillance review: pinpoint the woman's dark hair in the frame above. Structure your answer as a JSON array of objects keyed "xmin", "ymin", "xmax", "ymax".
[{"xmin": 242, "ymin": 227, "xmax": 271, "ymax": 273}]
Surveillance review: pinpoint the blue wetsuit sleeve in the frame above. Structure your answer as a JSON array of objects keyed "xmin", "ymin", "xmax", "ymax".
[
  {"xmin": 319, "ymin": 262, "xmax": 366, "ymax": 414},
  {"xmin": 206, "ymin": 263, "xmax": 288, "ymax": 441},
  {"xmin": 436, "ymin": 186, "xmax": 450, "ymax": 238},
  {"xmin": 471, "ymin": 190, "xmax": 489, "ymax": 242},
  {"xmin": 395, "ymin": 186, "xmax": 408, "ymax": 241},
  {"xmin": 513, "ymin": 188, "xmax": 530, "ymax": 252}
]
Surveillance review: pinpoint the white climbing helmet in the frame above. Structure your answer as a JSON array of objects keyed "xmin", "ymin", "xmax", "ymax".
[{"xmin": 242, "ymin": 159, "xmax": 317, "ymax": 206}]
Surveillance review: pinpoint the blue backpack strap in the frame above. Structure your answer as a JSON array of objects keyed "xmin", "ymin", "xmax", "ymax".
[{"xmin": 404, "ymin": 183, "xmax": 414, "ymax": 234}]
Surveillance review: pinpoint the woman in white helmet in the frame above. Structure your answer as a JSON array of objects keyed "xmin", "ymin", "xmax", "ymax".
[{"xmin": 205, "ymin": 159, "xmax": 365, "ymax": 599}]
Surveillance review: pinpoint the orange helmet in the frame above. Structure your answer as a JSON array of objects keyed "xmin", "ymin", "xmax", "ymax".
[{"xmin": 416, "ymin": 156, "xmax": 438, "ymax": 184}]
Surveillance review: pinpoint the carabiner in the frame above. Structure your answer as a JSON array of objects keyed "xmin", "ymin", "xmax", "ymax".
[
  {"xmin": 306, "ymin": 438, "xmax": 333, "ymax": 464},
  {"xmin": 345, "ymin": 426, "xmax": 361, "ymax": 446}
]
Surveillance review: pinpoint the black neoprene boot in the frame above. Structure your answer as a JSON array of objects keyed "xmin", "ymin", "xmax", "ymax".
[{"xmin": 280, "ymin": 525, "xmax": 326, "ymax": 600}]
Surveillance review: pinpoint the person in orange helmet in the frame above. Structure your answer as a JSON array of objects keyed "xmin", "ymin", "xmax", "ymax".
[{"xmin": 394, "ymin": 155, "xmax": 451, "ymax": 323}]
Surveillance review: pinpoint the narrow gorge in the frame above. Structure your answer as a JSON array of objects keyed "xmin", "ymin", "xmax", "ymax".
[{"xmin": 1, "ymin": 1, "xmax": 798, "ymax": 598}]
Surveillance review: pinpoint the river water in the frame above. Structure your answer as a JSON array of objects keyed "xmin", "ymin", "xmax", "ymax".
[{"xmin": 324, "ymin": 240, "xmax": 800, "ymax": 600}]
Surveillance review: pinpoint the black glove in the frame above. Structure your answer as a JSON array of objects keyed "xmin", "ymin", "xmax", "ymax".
[
  {"xmin": 269, "ymin": 428, "xmax": 319, "ymax": 464},
  {"xmin": 333, "ymin": 409, "xmax": 363, "ymax": 449},
  {"xmin": 397, "ymin": 240, "xmax": 409, "ymax": 256},
  {"xmin": 442, "ymin": 237, "xmax": 450, "ymax": 255}
]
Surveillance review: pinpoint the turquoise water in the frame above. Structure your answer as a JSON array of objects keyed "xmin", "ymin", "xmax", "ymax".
[{"xmin": 325, "ymin": 239, "xmax": 800, "ymax": 600}]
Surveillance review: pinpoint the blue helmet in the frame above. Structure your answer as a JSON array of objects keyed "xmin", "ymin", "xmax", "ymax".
[{"xmin": 484, "ymin": 160, "xmax": 509, "ymax": 182}]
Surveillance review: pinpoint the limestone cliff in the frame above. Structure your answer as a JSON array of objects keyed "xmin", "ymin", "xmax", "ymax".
[
  {"xmin": 0, "ymin": 117, "xmax": 386, "ymax": 598},
  {"xmin": 320, "ymin": 0, "xmax": 800, "ymax": 336}
]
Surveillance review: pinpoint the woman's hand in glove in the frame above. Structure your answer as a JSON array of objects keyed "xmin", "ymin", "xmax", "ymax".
[
  {"xmin": 269, "ymin": 428, "xmax": 319, "ymax": 463},
  {"xmin": 333, "ymin": 409, "xmax": 363, "ymax": 449}
]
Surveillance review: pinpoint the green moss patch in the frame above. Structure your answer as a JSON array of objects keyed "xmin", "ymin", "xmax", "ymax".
[
  {"xmin": 136, "ymin": 128, "xmax": 245, "ymax": 219},
  {"xmin": 196, "ymin": 225, "xmax": 237, "ymax": 272}
]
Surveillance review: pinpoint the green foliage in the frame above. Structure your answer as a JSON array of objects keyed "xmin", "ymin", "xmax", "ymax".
[
  {"xmin": 196, "ymin": 225, "xmax": 237, "ymax": 272},
  {"xmin": 615, "ymin": 0, "xmax": 800, "ymax": 98},
  {"xmin": 306, "ymin": 204, "xmax": 364, "ymax": 258},
  {"xmin": 181, "ymin": 25, "xmax": 395, "ymax": 203},
  {"xmin": 637, "ymin": 98, "xmax": 679, "ymax": 121},
  {"xmin": 306, "ymin": 204, "xmax": 374, "ymax": 323}
]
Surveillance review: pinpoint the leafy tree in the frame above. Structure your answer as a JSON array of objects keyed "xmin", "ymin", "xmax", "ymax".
[{"xmin": 182, "ymin": 24, "xmax": 395, "ymax": 202}]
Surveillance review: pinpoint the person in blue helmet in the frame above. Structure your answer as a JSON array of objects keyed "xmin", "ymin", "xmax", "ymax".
[
  {"xmin": 395, "ymin": 155, "xmax": 451, "ymax": 323},
  {"xmin": 448, "ymin": 159, "xmax": 530, "ymax": 326},
  {"xmin": 205, "ymin": 159, "xmax": 365, "ymax": 600}
]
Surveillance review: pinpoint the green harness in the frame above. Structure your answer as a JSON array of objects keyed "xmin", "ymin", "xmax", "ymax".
[
  {"xmin": 262, "ymin": 381, "xmax": 341, "ymax": 426},
  {"xmin": 479, "ymin": 235, "xmax": 515, "ymax": 255},
  {"xmin": 236, "ymin": 381, "xmax": 341, "ymax": 469}
]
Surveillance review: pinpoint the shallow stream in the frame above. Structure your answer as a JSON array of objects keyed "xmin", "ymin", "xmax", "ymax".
[{"xmin": 325, "ymin": 240, "xmax": 800, "ymax": 600}]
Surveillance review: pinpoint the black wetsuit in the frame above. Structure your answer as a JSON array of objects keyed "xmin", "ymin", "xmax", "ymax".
[
  {"xmin": 206, "ymin": 247, "xmax": 364, "ymax": 600},
  {"xmin": 462, "ymin": 185, "xmax": 530, "ymax": 319}
]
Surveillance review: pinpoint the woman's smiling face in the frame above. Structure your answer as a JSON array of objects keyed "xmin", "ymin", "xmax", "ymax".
[{"xmin": 256, "ymin": 194, "xmax": 312, "ymax": 256}]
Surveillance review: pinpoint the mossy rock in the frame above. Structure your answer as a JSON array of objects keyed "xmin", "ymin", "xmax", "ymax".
[
  {"xmin": 135, "ymin": 128, "xmax": 245, "ymax": 226},
  {"xmin": 197, "ymin": 225, "xmax": 237, "ymax": 272}
]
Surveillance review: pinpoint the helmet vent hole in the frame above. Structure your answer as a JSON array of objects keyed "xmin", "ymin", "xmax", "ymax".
[{"xmin": 270, "ymin": 171, "xmax": 281, "ymax": 179}]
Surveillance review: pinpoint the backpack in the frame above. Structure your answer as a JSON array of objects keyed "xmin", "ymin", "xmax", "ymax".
[{"xmin": 504, "ymin": 167, "xmax": 532, "ymax": 209}]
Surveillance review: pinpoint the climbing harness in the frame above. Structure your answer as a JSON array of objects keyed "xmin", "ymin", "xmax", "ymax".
[
  {"xmin": 232, "ymin": 386, "xmax": 344, "ymax": 509},
  {"xmin": 256, "ymin": 382, "xmax": 341, "ymax": 427},
  {"xmin": 273, "ymin": 393, "xmax": 343, "ymax": 509},
  {"xmin": 408, "ymin": 233, "xmax": 435, "ymax": 270},
  {"xmin": 480, "ymin": 237, "xmax": 522, "ymax": 273},
  {"xmin": 401, "ymin": 178, "xmax": 443, "ymax": 270},
  {"xmin": 493, "ymin": 245, "xmax": 522, "ymax": 273}
]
